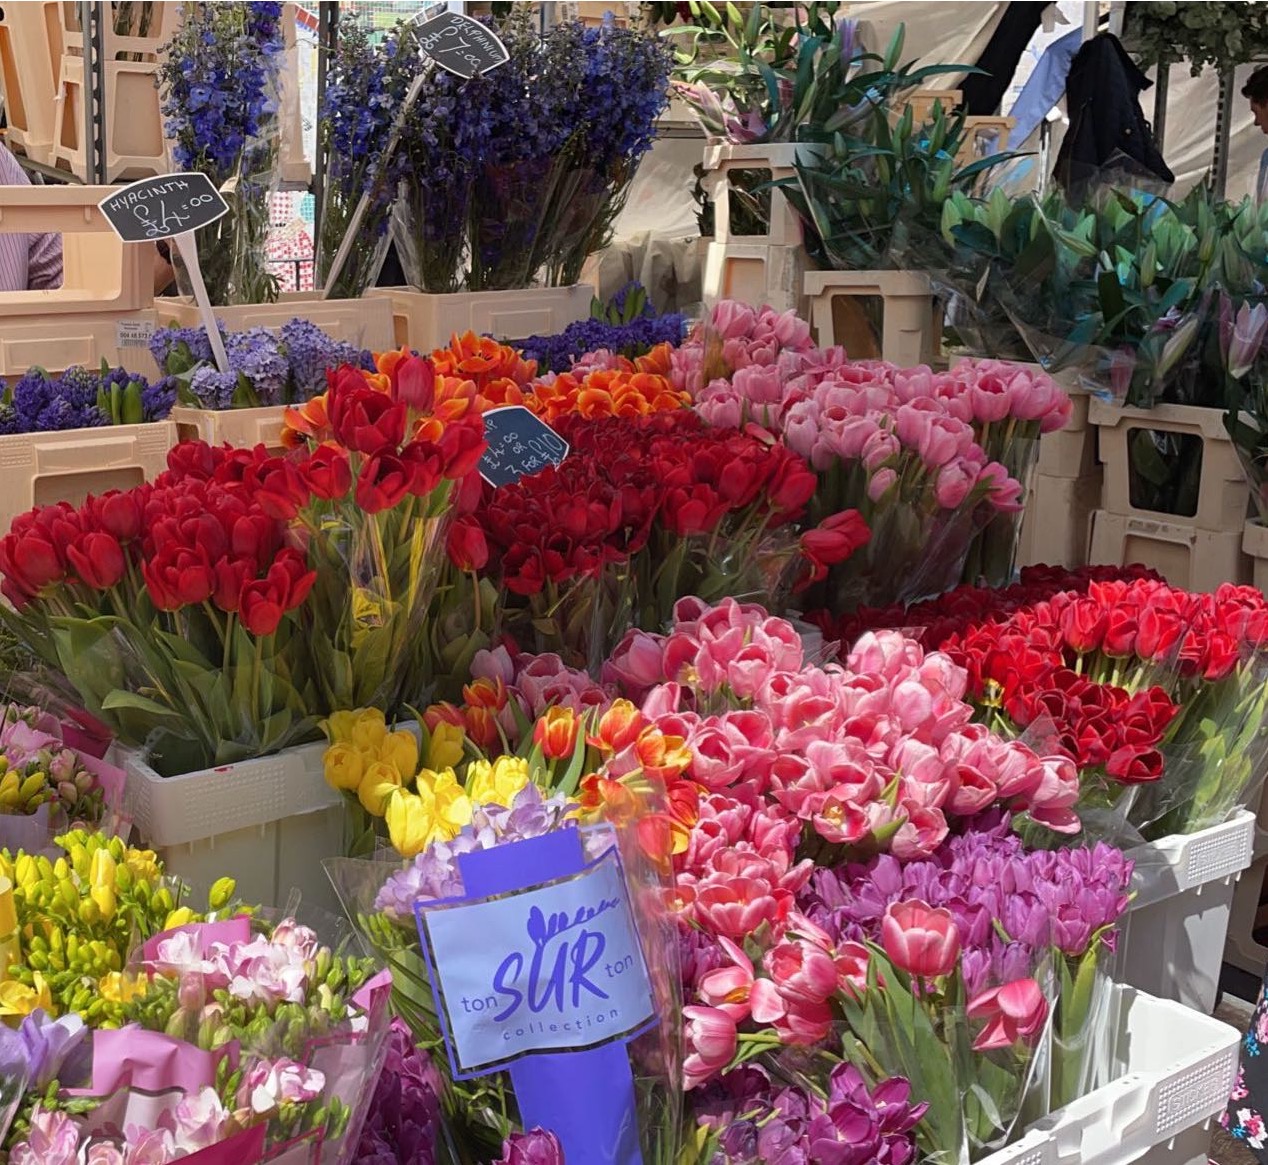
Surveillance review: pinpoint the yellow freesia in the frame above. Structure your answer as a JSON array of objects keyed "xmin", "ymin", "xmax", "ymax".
[
  {"xmin": 124, "ymin": 849, "xmax": 160, "ymax": 884},
  {"xmin": 90, "ymin": 847, "xmax": 116, "ymax": 890},
  {"xmin": 427, "ymin": 720, "xmax": 466, "ymax": 771},
  {"xmin": 385, "ymin": 789, "xmax": 434, "ymax": 859},
  {"xmin": 323, "ymin": 743, "xmax": 366, "ymax": 792},
  {"xmin": 0, "ymin": 972, "xmax": 51, "ymax": 1019},
  {"xmin": 379, "ymin": 730, "xmax": 420, "ymax": 783},
  {"xmin": 357, "ymin": 760, "xmax": 403, "ymax": 816},
  {"xmin": 351, "ymin": 708, "xmax": 389, "ymax": 753},
  {"xmin": 99, "ymin": 971, "xmax": 147, "ymax": 1005},
  {"xmin": 165, "ymin": 907, "xmax": 196, "ymax": 930}
]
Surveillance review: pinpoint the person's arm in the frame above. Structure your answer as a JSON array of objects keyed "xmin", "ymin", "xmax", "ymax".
[{"xmin": 26, "ymin": 227, "xmax": 62, "ymax": 291}]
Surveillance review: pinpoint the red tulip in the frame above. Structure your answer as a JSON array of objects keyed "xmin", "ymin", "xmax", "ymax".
[
  {"xmin": 446, "ymin": 518, "xmax": 489, "ymax": 572},
  {"xmin": 248, "ymin": 459, "xmax": 311, "ymax": 521},
  {"xmin": 66, "ymin": 533, "xmax": 126, "ymax": 590},
  {"xmin": 354, "ymin": 453, "xmax": 412, "ymax": 514},
  {"xmin": 143, "ymin": 547, "xmax": 214, "ymax": 610},
  {"xmin": 303, "ymin": 444, "xmax": 352, "ymax": 500},
  {"xmin": 91, "ymin": 491, "xmax": 143, "ymax": 542},
  {"xmin": 239, "ymin": 578, "xmax": 285, "ymax": 636},
  {"xmin": 0, "ymin": 529, "xmax": 65, "ymax": 601},
  {"xmin": 800, "ymin": 509, "xmax": 870, "ymax": 584},
  {"xmin": 438, "ymin": 417, "xmax": 488, "ymax": 480},
  {"xmin": 968, "ymin": 979, "xmax": 1048, "ymax": 1050},
  {"xmin": 330, "ymin": 383, "xmax": 407, "ymax": 455},
  {"xmin": 880, "ymin": 899, "xmax": 960, "ymax": 978},
  {"xmin": 212, "ymin": 556, "xmax": 254, "ymax": 613},
  {"xmin": 392, "ymin": 355, "xmax": 436, "ymax": 410}
]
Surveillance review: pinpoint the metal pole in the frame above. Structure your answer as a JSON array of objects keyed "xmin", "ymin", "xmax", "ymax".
[
  {"xmin": 81, "ymin": 0, "xmax": 107, "ymax": 183},
  {"xmin": 1152, "ymin": 60, "xmax": 1169, "ymax": 152},
  {"xmin": 312, "ymin": 1, "xmax": 338, "ymax": 278},
  {"xmin": 1213, "ymin": 66, "xmax": 1234, "ymax": 198}
]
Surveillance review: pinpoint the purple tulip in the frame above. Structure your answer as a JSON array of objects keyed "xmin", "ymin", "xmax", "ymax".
[{"xmin": 493, "ymin": 1129, "xmax": 565, "ymax": 1165}]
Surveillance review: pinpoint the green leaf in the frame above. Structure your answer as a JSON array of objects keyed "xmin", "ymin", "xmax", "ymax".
[{"xmin": 101, "ymin": 689, "xmax": 183, "ymax": 719}]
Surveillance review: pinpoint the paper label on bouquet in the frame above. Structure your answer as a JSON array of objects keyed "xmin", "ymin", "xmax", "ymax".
[
  {"xmin": 415, "ymin": 846, "xmax": 655, "ymax": 1078},
  {"xmin": 478, "ymin": 406, "xmax": 569, "ymax": 488},
  {"xmin": 412, "ymin": 11, "xmax": 508, "ymax": 78},
  {"xmin": 97, "ymin": 173, "xmax": 229, "ymax": 243}
]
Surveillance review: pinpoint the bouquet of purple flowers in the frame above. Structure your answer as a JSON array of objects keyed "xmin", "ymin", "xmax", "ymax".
[{"xmin": 0, "ymin": 366, "xmax": 174, "ymax": 436}]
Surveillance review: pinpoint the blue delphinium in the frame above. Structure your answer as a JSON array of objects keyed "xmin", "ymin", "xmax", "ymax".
[{"xmin": 158, "ymin": 3, "xmax": 285, "ymax": 305}]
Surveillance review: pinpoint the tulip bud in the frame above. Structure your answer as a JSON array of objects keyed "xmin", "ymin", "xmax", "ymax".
[{"xmin": 208, "ymin": 877, "xmax": 236, "ymax": 912}]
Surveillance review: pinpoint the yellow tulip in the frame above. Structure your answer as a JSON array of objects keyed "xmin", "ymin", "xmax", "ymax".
[
  {"xmin": 90, "ymin": 847, "xmax": 116, "ymax": 890},
  {"xmin": 322, "ymin": 710, "xmax": 360, "ymax": 745},
  {"xmin": 385, "ymin": 789, "xmax": 435, "ymax": 859},
  {"xmin": 379, "ymin": 730, "xmax": 420, "ymax": 783},
  {"xmin": 421, "ymin": 768, "xmax": 474, "ymax": 837},
  {"xmin": 0, "ymin": 972, "xmax": 51, "ymax": 1018},
  {"xmin": 323, "ymin": 743, "xmax": 365, "ymax": 792},
  {"xmin": 466, "ymin": 755, "xmax": 530, "ymax": 809},
  {"xmin": 357, "ymin": 760, "xmax": 403, "ymax": 816},
  {"xmin": 427, "ymin": 720, "xmax": 466, "ymax": 771},
  {"xmin": 351, "ymin": 708, "xmax": 388, "ymax": 752}
]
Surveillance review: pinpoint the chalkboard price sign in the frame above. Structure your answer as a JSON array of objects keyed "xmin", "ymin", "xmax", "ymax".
[
  {"xmin": 97, "ymin": 173, "xmax": 229, "ymax": 244},
  {"xmin": 479, "ymin": 406, "xmax": 569, "ymax": 488},
  {"xmin": 412, "ymin": 11, "xmax": 509, "ymax": 79}
]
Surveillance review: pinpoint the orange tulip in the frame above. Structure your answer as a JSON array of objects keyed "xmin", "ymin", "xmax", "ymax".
[
  {"xmin": 533, "ymin": 706, "xmax": 580, "ymax": 761},
  {"xmin": 588, "ymin": 699, "xmax": 647, "ymax": 753},
  {"xmin": 281, "ymin": 394, "xmax": 332, "ymax": 447},
  {"xmin": 462, "ymin": 676, "xmax": 507, "ymax": 710},
  {"xmin": 634, "ymin": 726, "xmax": 692, "ymax": 782}
]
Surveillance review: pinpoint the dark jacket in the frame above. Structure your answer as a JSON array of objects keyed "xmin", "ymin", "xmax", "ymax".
[{"xmin": 1054, "ymin": 32, "xmax": 1174, "ymax": 197}]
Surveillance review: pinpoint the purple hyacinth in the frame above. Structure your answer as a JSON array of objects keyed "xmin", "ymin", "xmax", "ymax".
[
  {"xmin": 189, "ymin": 366, "xmax": 239, "ymax": 410},
  {"xmin": 354, "ymin": 1018, "xmax": 443, "ymax": 1165},
  {"xmin": 225, "ymin": 327, "xmax": 289, "ymax": 405}
]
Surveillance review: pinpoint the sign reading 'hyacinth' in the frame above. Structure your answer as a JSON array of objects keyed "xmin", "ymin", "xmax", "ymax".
[
  {"xmin": 97, "ymin": 173, "xmax": 228, "ymax": 244},
  {"xmin": 412, "ymin": 10, "xmax": 509, "ymax": 79},
  {"xmin": 415, "ymin": 846, "xmax": 655, "ymax": 1078},
  {"xmin": 478, "ymin": 406, "xmax": 570, "ymax": 488}
]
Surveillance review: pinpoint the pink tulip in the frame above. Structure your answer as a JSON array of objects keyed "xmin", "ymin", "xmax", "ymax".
[
  {"xmin": 968, "ymin": 979, "xmax": 1049, "ymax": 1050},
  {"xmin": 683, "ymin": 1006, "xmax": 738, "ymax": 1090},
  {"xmin": 695, "ymin": 390, "xmax": 744, "ymax": 431},
  {"xmin": 867, "ymin": 467, "xmax": 899, "ymax": 502},
  {"xmin": 933, "ymin": 460, "xmax": 975, "ymax": 509},
  {"xmin": 709, "ymin": 300, "xmax": 758, "ymax": 341},
  {"xmin": 693, "ymin": 875, "xmax": 793, "ymax": 937},
  {"xmin": 835, "ymin": 940, "xmax": 872, "ymax": 998},
  {"xmin": 880, "ymin": 899, "xmax": 960, "ymax": 978},
  {"xmin": 977, "ymin": 461, "xmax": 1024, "ymax": 512},
  {"xmin": 602, "ymin": 628, "xmax": 668, "ymax": 697},
  {"xmin": 890, "ymin": 806, "xmax": 949, "ymax": 859}
]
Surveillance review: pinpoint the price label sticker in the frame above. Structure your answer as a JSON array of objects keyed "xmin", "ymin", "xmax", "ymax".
[
  {"xmin": 478, "ymin": 406, "xmax": 569, "ymax": 488},
  {"xmin": 412, "ymin": 10, "xmax": 509, "ymax": 79},
  {"xmin": 115, "ymin": 319, "xmax": 156, "ymax": 349},
  {"xmin": 97, "ymin": 173, "xmax": 229, "ymax": 244}
]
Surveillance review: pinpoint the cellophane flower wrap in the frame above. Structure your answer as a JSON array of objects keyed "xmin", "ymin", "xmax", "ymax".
[
  {"xmin": 316, "ymin": 20, "xmax": 413, "ymax": 297},
  {"xmin": 675, "ymin": 303, "xmax": 1062, "ymax": 608},
  {"xmin": 0, "ymin": 717, "xmax": 127, "ymax": 855},
  {"xmin": 0, "ymin": 448, "xmax": 322, "ymax": 777},
  {"xmin": 627, "ymin": 600, "xmax": 1132, "ymax": 1160},
  {"xmin": 324, "ymin": 713, "xmax": 684, "ymax": 1165},
  {"xmin": 158, "ymin": 2, "xmax": 284, "ymax": 306},
  {"xmin": 453, "ymin": 407, "xmax": 868, "ymax": 674}
]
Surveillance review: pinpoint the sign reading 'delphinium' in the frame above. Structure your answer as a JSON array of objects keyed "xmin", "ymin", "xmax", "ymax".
[
  {"xmin": 412, "ymin": 10, "xmax": 509, "ymax": 79},
  {"xmin": 478, "ymin": 406, "xmax": 570, "ymax": 488},
  {"xmin": 416, "ymin": 846, "xmax": 655, "ymax": 1078},
  {"xmin": 97, "ymin": 172, "xmax": 228, "ymax": 244}
]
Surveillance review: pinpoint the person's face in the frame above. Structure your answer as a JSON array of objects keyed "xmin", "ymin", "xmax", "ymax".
[{"xmin": 1253, "ymin": 97, "xmax": 1268, "ymax": 134}]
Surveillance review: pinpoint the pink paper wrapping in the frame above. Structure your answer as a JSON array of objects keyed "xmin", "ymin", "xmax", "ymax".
[
  {"xmin": 138, "ymin": 915, "xmax": 253, "ymax": 963},
  {"xmin": 0, "ymin": 802, "xmax": 56, "ymax": 855},
  {"xmin": 64, "ymin": 1028, "xmax": 230, "ymax": 1096}
]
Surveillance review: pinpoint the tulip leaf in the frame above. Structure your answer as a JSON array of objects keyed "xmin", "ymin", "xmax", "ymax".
[{"xmin": 100, "ymin": 690, "xmax": 183, "ymax": 719}]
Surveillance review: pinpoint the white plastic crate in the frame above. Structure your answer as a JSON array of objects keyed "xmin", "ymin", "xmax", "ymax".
[
  {"xmin": 803, "ymin": 269, "xmax": 940, "ymax": 367},
  {"xmin": 121, "ymin": 740, "xmax": 345, "ymax": 919},
  {"xmin": 1038, "ymin": 389, "xmax": 1097, "ymax": 479},
  {"xmin": 980, "ymin": 985, "xmax": 1237, "ymax": 1165},
  {"xmin": 1088, "ymin": 509, "xmax": 1251, "ymax": 592},
  {"xmin": 1118, "ymin": 810, "xmax": 1255, "ymax": 1013},
  {"xmin": 171, "ymin": 405, "xmax": 288, "ymax": 452},
  {"xmin": 699, "ymin": 142, "xmax": 806, "ymax": 247},
  {"xmin": 0, "ymin": 421, "xmax": 176, "ymax": 538},
  {"xmin": 702, "ymin": 240, "xmax": 807, "ymax": 316},
  {"xmin": 368, "ymin": 284, "xmax": 594, "ymax": 353}
]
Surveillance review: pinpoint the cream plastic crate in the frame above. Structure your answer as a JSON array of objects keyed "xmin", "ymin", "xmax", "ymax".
[
  {"xmin": 1039, "ymin": 388, "xmax": 1096, "ymax": 478},
  {"xmin": 1244, "ymin": 518, "xmax": 1268, "ymax": 595},
  {"xmin": 1118, "ymin": 810, "xmax": 1255, "ymax": 1014},
  {"xmin": 0, "ymin": 2, "xmax": 61, "ymax": 165},
  {"xmin": 51, "ymin": 56, "xmax": 169, "ymax": 183},
  {"xmin": 1088, "ymin": 509, "xmax": 1251, "ymax": 592},
  {"xmin": 804, "ymin": 269, "xmax": 940, "ymax": 366},
  {"xmin": 0, "ymin": 421, "xmax": 176, "ymax": 537},
  {"xmin": 1090, "ymin": 399, "xmax": 1248, "ymax": 531},
  {"xmin": 170, "ymin": 405, "xmax": 287, "ymax": 452},
  {"xmin": 0, "ymin": 184, "xmax": 158, "ymax": 377},
  {"xmin": 58, "ymin": 0, "xmax": 179, "ymax": 61},
  {"xmin": 1018, "ymin": 472, "xmax": 1101, "ymax": 569},
  {"xmin": 156, "ymin": 292, "xmax": 394, "ymax": 352},
  {"xmin": 278, "ymin": 3, "xmax": 311, "ymax": 185},
  {"xmin": 980, "ymin": 986, "xmax": 1237, "ymax": 1165},
  {"xmin": 369, "ymin": 284, "xmax": 594, "ymax": 353},
  {"xmin": 702, "ymin": 240, "xmax": 807, "ymax": 316},
  {"xmin": 959, "ymin": 115, "xmax": 1015, "ymax": 165},
  {"xmin": 121, "ymin": 740, "xmax": 345, "ymax": 918},
  {"xmin": 700, "ymin": 142, "xmax": 808, "ymax": 247}
]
